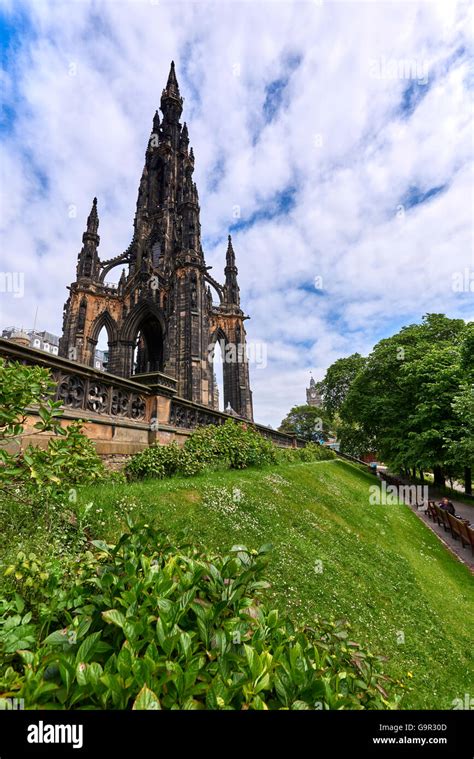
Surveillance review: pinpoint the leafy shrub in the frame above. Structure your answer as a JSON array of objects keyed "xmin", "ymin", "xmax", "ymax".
[
  {"xmin": 0, "ymin": 360, "xmax": 104, "ymax": 507},
  {"xmin": 126, "ymin": 420, "xmax": 278, "ymax": 481},
  {"xmin": 182, "ymin": 424, "xmax": 223, "ymax": 467},
  {"xmin": 183, "ymin": 420, "xmax": 277, "ymax": 470},
  {"xmin": 15, "ymin": 421, "xmax": 104, "ymax": 495},
  {"xmin": 275, "ymin": 442, "xmax": 336, "ymax": 465},
  {"xmin": 298, "ymin": 442, "xmax": 336, "ymax": 462},
  {"xmin": 0, "ymin": 523, "xmax": 398, "ymax": 710},
  {"xmin": 124, "ymin": 441, "xmax": 205, "ymax": 481},
  {"xmin": 124, "ymin": 442, "xmax": 182, "ymax": 481}
]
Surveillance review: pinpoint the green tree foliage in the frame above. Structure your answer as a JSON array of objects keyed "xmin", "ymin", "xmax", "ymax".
[
  {"xmin": 318, "ymin": 354, "xmax": 367, "ymax": 420},
  {"xmin": 332, "ymin": 315, "xmax": 472, "ymax": 490},
  {"xmin": 336, "ymin": 422, "xmax": 376, "ymax": 460},
  {"xmin": 0, "ymin": 523, "xmax": 398, "ymax": 710},
  {"xmin": 278, "ymin": 404, "xmax": 331, "ymax": 442}
]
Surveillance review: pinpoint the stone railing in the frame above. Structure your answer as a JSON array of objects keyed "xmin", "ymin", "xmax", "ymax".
[
  {"xmin": 0, "ymin": 338, "xmax": 305, "ymax": 448},
  {"xmin": 0, "ymin": 338, "xmax": 152, "ymax": 423},
  {"xmin": 131, "ymin": 370, "xmax": 177, "ymax": 395},
  {"xmin": 167, "ymin": 396, "xmax": 304, "ymax": 448},
  {"xmin": 334, "ymin": 449, "xmax": 372, "ymax": 469},
  {"xmin": 255, "ymin": 424, "xmax": 305, "ymax": 448},
  {"xmin": 168, "ymin": 397, "xmax": 230, "ymax": 429},
  {"xmin": 53, "ymin": 370, "xmax": 148, "ymax": 421}
]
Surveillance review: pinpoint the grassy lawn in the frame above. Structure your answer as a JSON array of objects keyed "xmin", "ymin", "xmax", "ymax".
[{"xmin": 67, "ymin": 458, "xmax": 474, "ymax": 710}]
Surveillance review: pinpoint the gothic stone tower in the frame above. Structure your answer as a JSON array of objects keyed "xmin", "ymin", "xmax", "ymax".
[
  {"xmin": 306, "ymin": 375, "xmax": 322, "ymax": 408},
  {"xmin": 59, "ymin": 63, "xmax": 253, "ymax": 420}
]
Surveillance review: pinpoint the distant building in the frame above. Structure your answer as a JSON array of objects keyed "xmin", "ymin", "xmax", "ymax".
[
  {"xmin": 2, "ymin": 327, "xmax": 60, "ymax": 355},
  {"xmin": 94, "ymin": 349, "xmax": 108, "ymax": 372},
  {"xmin": 306, "ymin": 374, "xmax": 323, "ymax": 408},
  {"xmin": 30, "ymin": 330, "xmax": 60, "ymax": 355},
  {"xmin": 4, "ymin": 328, "xmax": 30, "ymax": 348},
  {"xmin": 2, "ymin": 326, "xmax": 103, "ymax": 368}
]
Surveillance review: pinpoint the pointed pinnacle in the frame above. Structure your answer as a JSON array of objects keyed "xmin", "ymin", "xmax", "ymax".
[
  {"xmin": 226, "ymin": 234, "xmax": 236, "ymax": 268},
  {"xmin": 86, "ymin": 197, "xmax": 99, "ymax": 235},
  {"xmin": 165, "ymin": 60, "xmax": 180, "ymax": 96}
]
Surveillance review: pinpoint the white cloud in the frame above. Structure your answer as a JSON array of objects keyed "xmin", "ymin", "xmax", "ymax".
[{"xmin": 0, "ymin": 0, "xmax": 472, "ymax": 427}]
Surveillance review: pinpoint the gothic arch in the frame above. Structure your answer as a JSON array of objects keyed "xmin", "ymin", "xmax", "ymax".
[
  {"xmin": 209, "ymin": 327, "xmax": 230, "ymax": 411},
  {"xmin": 120, "ymin": 300, "xmax": 166, "ymax": 375},
  {"xmin": 210, "ymin": 326, "xmax": 229, "ymax": 349},
  {"xmin": 120, "ymin": 300, "xmax": 166, "ymax": 343},
  {"xmin": 87, "ymin": 310, "xmax": 119, "ymax": 372},
  {"xmin": 99, "ymin": 256, "xmax": 131, "ymax": 284},
  {"xmin": 89, "ymin": 310, "xmax": 119, "ymax": 345}
]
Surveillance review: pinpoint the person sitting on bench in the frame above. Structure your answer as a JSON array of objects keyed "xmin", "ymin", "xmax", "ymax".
[{"xmin": 439, "ymin": 497, "xmax": 455, "ymax": 516}]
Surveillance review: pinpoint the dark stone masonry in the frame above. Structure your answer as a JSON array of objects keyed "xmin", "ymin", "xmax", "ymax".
[{"xmin": 59, "ymin": 62, "xmax": 253, "ymax": 420}]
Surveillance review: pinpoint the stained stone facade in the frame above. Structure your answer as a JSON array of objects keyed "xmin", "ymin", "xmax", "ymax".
[{"xmin": 59, "ymin": 62, "xmax": 253, "ymax": 420}]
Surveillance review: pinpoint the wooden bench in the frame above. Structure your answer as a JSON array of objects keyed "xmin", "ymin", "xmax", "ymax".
[
  {"xmin": 425, "ymin": 501, "xmax": 438, "ymax": 522},
  {"xmin": 447, "ymin": 513, "xmax": 473, "ymax": 552},
  {"xmin": 434, "ymin": 503, "xmax": 451, "ymax": 532},
  {"xmin": 466, "ymin": 524, "xmax": 474, "ymax": 556}
]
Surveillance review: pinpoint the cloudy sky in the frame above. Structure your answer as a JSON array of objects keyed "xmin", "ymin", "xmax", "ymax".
[{"xmin": 0, "ymin": 0, "xmax": 472, "ymax": 427}]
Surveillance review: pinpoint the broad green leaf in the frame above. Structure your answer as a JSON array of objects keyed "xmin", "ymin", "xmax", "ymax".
[
  {"xmin": 76, "ymin": 631, "xmax": 101, "ymax": 664},
  {"xmin": 132, "ymin": 685, "xmax": 161, "ymax": 710},
  {"xmin": 102, "ymin": 609, "xmax": 126, "ymax": 628}
]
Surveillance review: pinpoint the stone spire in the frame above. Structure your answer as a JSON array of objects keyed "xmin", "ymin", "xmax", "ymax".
[
  {"xmin": 85, "ymin": 197, "xmax": 99, "ymax": 239},
  {"xmin": 76, "ymin": 197, "xmax": 100, "ymax": 280},
  {"xmin": 59, "ymin": 59, "xmax": 254, "ymax": 420},
  {"xmin": 153, "ymin": 109, "xmax": 160, "ymax": 131},
  {"xmin": 180, "ymin": 122, "xmax": 189, "ymax": 153},
  {"xmin": 224, "ymin": 234, "xmax": 240, "ymax": 306},
  {"xmin": 164, "ymin": 60, "xmax": 180, "ymax": 99},
  {"xmin": 160, "ymin": 60, "xmax": 183, "ymax": 128}
]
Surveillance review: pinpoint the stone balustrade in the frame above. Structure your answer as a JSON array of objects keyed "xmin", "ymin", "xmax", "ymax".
[{"xmin": 0, "ymin": 338, "xmax": 305, "ymax": 453}]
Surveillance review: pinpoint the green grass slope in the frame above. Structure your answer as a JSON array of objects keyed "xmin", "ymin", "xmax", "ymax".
[{"xmin": 77, "ymin": 459, "xmax": 474, "ymax": 709}]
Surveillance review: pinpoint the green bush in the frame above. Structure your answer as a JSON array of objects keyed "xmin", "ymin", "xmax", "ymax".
[
  {"xmin": 184, "ymin": 420, "xmax": 277, "ymax": 470},
  {"xmin": 298, "ymin": 442, "xmax": 336, "ymax": 462},
  {"xmin": 125, "ymin": 420, "xmax": 278, "ymax": 481},
  {"xmin": 0, "ymin": 360, "xmax": 104, "ymax": 507},
  {"xmin": 182, "ymin": 424, "xmax": 223, "ymax": 468},
  {"xmin": 124, "ymin": 441, "xmax": 207, "ymax": 481},
  {"xmin": 275, "ymin": 442, "xmax": 336, "ymax": 465},
  {"xmin": 0, "ymin": 523, "xmax": 398, "ymax": 710}
]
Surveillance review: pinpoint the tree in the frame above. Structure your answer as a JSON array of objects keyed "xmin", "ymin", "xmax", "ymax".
[
  {"xmin": 278, "ymin": 404, "xmax": 331, "ymax": 442},
  {"xmin": 443, "ymin": 323, "xmax": 474, "ymax": 493},
  {"xmin": 336, "ymin": 421, "xmax": 377, "ymax": 460},
  {"xmin": 339, "ymin": 314, "xmax": 470, "ymax": 490},
  {"xmin": 318, "ymin": 353, "xmax": 366, "ymax": 420}
]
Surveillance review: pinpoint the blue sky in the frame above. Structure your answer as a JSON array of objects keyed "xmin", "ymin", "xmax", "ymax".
[{"xmin": 0, "ymin": 0, "xmax": 472, "ymax": 426}]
